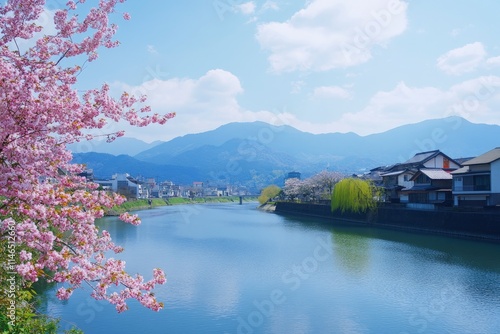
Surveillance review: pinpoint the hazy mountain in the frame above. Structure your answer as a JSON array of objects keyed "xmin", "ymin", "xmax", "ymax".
[
  {"xmin": 72, "ymin": 117, "xmax": 500, "ymax": 191},
  {"xmin": 71, "ymin": 152, "xmax": 202, "ymax": 184},
  {"xmin": 136, "ymin": 116, "xmax": 499, "ymax": 166},
  {"xmin": 68, "ymin": 137, "xmax": 163, "ymax": 156},
  {"xmin": 134, "ymin": 121, "xmax": 366, "ymax": 167}
]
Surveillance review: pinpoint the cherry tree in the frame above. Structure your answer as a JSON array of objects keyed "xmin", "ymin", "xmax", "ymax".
[
  {"xmin": 308, "ymin": 170, "xmax": 344, "ymax": 200},
  {"xmin": 282, "ymin": 171, "xmax": 344, "ymax": 202},
  {"xmin": 283, "ymin": 177, "xmax": 302, "ymax": 201},
  {"xmin": 0, "ymin": 0, "xmax": 174, "ymax": 313}
]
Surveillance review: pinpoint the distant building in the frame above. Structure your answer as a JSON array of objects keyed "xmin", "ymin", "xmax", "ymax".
[
  {"xmin": 95, "ymin": 173, "xmax": 143, "ymax": 199},
  {"xmin": 285, "ymin": 171, "xmax": 301, "ymax": 180},
  {"xmin": 78, "ymin": 169, "xmax": 94, "ymax": 182},
  {"xmin": 159, "ymin": 181, "xmax": 179, "ymax": 197}
]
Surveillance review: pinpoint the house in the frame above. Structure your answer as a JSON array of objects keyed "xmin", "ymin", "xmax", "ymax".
[
  {"xmin": 397, "ymin": 150, "xmax": 460, "ymax": 170},
  {"xmin": 363, "ymin": 166, "xmax": 388, "ymax": 187},
  {"xmin": 403, "ymin": 168, "xmax": 454, "ymax": 208},
  {"xmin": 380, "ymin": 150, "xmax": 461, "ymax": 204},
  {"xmin": 451, "ymin": 147, "xmax": 500, "ymax": 207},
  {"xmin": 190, "ymin": 181, "xmax": 204, "ymax": 197},
  {"xmin": 380, "ymin": 168, "xmax": 415, "ymax": 203},
  {"xmin": 95, "ymin": 173, "xmax": 143, "ymax": 199},
  {"xmin": 159, "ymin": 181, "xmax": 180, "ymax": 198}
]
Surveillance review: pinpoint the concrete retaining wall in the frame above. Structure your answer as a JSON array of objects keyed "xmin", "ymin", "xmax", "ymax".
[{"xmin": 274, "ymin": 202, "xmax": 500, "ymax": 241}]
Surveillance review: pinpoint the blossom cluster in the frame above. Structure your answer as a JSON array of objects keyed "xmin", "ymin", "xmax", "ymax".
[
  {"xmin": 283, "ymin": 170, "xmax": 345, "ymax": 201},
  {"xmin": 0, "ymin": 0, "xmax": 172, "ymax": 312}
]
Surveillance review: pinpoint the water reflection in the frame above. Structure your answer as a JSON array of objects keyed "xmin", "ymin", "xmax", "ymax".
[
  {"xmin": 96, "ymin": 216, "xmax": 138, "ymax": 246},
  {"xmin": 331, "ymin": 230, "xmax": 371, "ymax": 275},
  {"xmin": 279, "ymin": 213, "xmax": 500, "ymax": 274},
  {"xmin": 38, "ymin": 204, "xmax": 500, "ymax": 334}
]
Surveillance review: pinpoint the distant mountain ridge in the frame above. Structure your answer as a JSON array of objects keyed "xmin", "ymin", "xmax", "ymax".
[
  {"xmin": 68, "ymin": 137, "xmax": 162, "ymax": 156},
  {"xmin": 71, "ymin": 117, "xmax": 500, "ymax": 191},
  {"xmin": 71, "ymin": 152, "xmax": 202, "ymax": 185}
]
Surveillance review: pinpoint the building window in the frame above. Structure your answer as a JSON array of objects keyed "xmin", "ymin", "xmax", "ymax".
[
  {"xmin": 474, "ymin": 175, "xmax": 491, "ymax": 191},
  {"xmin": 415, "ymin": 174, "xmax": 430, "ymax": 184}
]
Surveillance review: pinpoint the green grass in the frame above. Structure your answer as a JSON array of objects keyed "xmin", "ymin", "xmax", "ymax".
[
  {"xmin": 106, "ymin": 196, "xmax": 258, "ymax": 215},
  {"xmin": 107, "ymin": 198, "xmax": 167, "ymax": 215},
  {"xmin": 166, "ymin": 196, "xmax": 257, "ymax": 205}
]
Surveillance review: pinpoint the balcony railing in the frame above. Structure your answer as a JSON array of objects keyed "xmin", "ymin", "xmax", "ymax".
[{"xmin": 454, "ymin": 185, "xmax": 491, "ymax": 192}]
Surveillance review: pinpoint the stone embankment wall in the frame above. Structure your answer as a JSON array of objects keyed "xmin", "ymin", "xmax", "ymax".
[{"xmin": 274, "ymin": 202, "xmax": 500, "ymax": 242}]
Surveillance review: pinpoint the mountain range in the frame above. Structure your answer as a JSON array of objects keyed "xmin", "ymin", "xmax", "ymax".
[{"xmin": 71, "ymin": 116, "xmax": 500, "ymax": 191}]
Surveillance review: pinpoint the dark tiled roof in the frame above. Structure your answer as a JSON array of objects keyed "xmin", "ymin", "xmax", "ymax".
[
  {"xmin": 462, "ymin": 147, "xmax": 500, "ymax": 165},
  {"xmin": 454, "ymin": 157, "xmax": 475, "ymax": 165},
  {"xmin": 402, "ymin": 150, "xmax": 440, "ymax": 164}
]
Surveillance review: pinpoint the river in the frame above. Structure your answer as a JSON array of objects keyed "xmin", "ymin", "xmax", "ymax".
[{"xmin": 38, "ymin": 202, "xmax": 500, "ymax": 333}]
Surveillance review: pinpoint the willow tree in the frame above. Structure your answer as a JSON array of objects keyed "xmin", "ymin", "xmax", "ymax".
[
  {"xmin": 331, "ymin": 178, "xmax": 381, "ymax": 213},
  {"xmin": 258, "ymin": 185, "xmax": 282, "ymax": 205}
]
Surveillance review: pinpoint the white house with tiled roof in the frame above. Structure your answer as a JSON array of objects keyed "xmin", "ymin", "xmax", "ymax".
[
  {"xmin": 403, "ymin": 168, "xmax": 454, "ymax": 208},
  {"xmin": 451, "ymin": 147, "xmax": 500, "ymax": 207},
  {"xmin": 381, "ymin": 150, "xmax": 461, "ymax": 204}
]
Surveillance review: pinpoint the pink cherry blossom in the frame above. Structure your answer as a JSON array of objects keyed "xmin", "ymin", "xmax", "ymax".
[
  {"xmin": 56, "ymin": 287, "xmax": 74, "ymax": 300},
  {"xmin": 0, "ymin": 0, "xmax": 172, "ymax": 312}
]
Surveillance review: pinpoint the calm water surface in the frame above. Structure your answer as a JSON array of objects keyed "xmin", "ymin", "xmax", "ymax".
[{"xmin": 39, "ymin": 203, "xmax": 500, "ymax": 333}]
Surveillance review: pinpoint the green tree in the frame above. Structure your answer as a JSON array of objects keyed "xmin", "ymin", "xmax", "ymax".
[
  {"xmin": 331, "ymin": 178, "xmax": 381, "ymax": 213},
  {"xmin": 258, "ymin": 185, "xmax": 282, "ymax": 205}
]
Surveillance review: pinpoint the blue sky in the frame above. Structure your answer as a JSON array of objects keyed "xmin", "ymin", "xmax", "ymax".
[{"xmin": 46, "ymin": 0, "xmax": 500, "ymax": 142}]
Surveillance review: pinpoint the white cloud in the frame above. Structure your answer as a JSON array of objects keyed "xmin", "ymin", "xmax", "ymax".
[
  {"xmin": 237, "ymin": 2, "xmax": 256, "ymax": 15},
  {"xmin": 324, "ymin": 82, "xmax": 449, "ymax": 134},
  {"xmin": 261, "ymin": 1, "xmax": 279, "ymax": 12},
  {"xmin": 111, "ymin": 74, "xmax": 500, "ymax": 142},
  {"xmin": 486, "ymin": 56, "xmax": 500, "ymax": 67},
  {"xmin": 311, "ymin": 86, "xmax": 352, "ymax": 99},
  {"xmin": 436, "ymin": 42, "xmax": 487, "ymax": 75},
  {"xmin": 255, "ymin": 0, "xmax": 408, "ymax": 72},
  {"xmin": 313, "ymin": 77, "xmax": 500, "ymax": 135},
  {"xmin": 112, "ymin": 70, "xmax": 294, "ymax": 142}
]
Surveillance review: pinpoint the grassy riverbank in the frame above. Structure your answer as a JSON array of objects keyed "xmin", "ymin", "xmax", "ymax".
[{"xmin": 107, "ymin": 196, "xmax": 257, "ymax": 215}]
